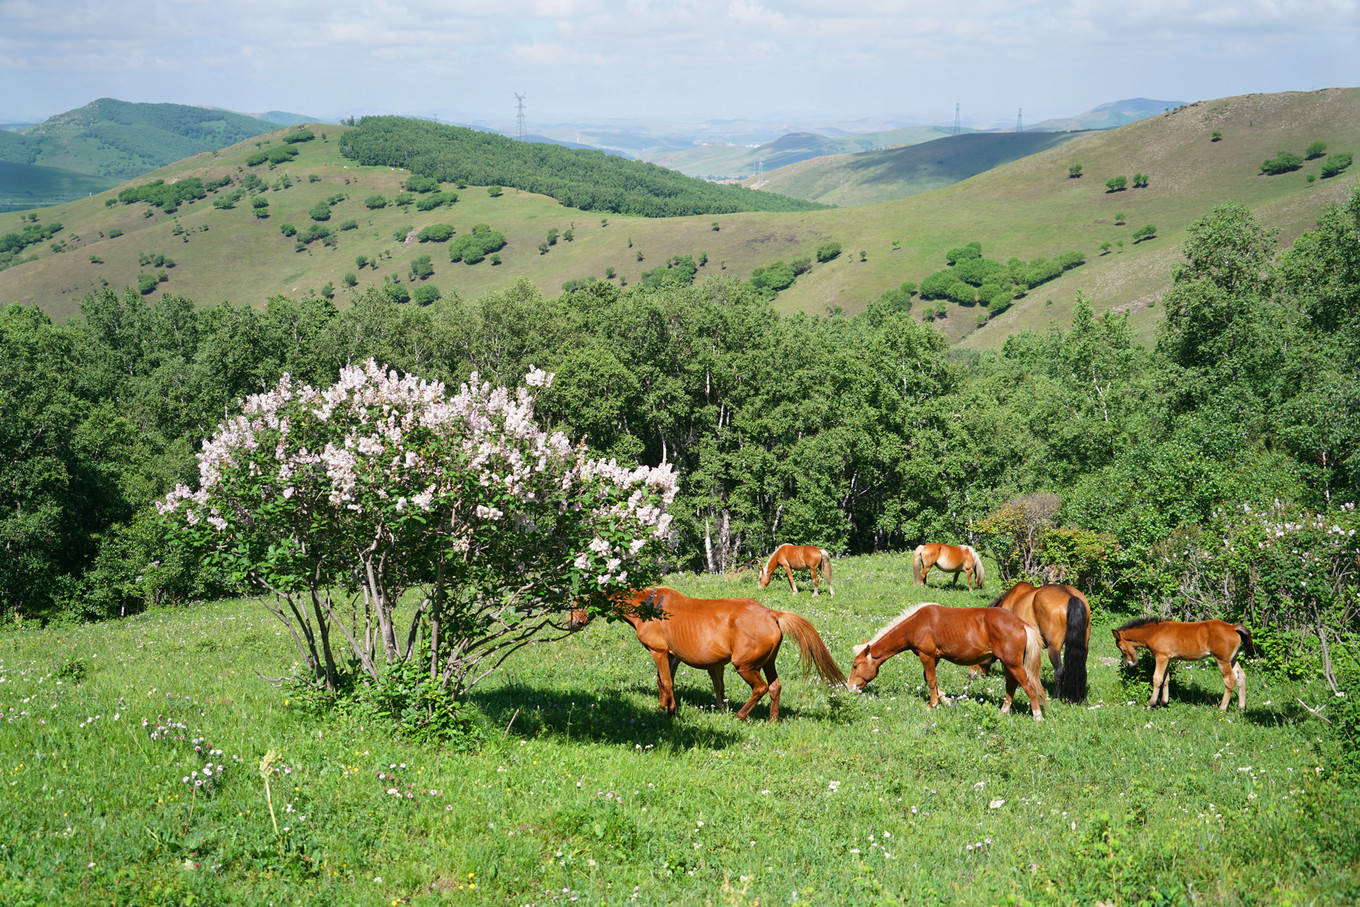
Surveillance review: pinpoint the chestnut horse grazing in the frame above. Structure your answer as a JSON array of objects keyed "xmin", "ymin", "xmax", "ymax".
[
  {"xmin": 912, "ymin": 543, "xmax": 984, "ymax": 590},
  {"xmin": 974, "ymin": 582, "xmax": 1090, "ymax": 702},
  {"xmin": 570, "ymin": 587, "xmax": 845, "ymax": 721},
  {"xmin": 1112, "ymin": 618, "xmax": 1254, "ymax": 711},
  {"xmin": 759, "ymin": 544, "xmax": 833, "ymax": 596},
  {"xmin": 846, "ymin": 603, "xmax": 1046, "ymax": 720}
]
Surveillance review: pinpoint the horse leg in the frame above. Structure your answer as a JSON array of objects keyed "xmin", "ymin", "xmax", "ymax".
[
  {"xmin": 810, "ymin": 563, "xmax": 820, "ymax": 596},
  {"xmin": 1049, "ymin": 645, "xmax": 1063, "ymax": 693},
  {"xmin": 764, "ymin": 664, "xmax": 782, "ymax": 722},
  {"xmin": 732, "ymin": 663, "xmax": 771, "ymax": 721},
  {"xmin": 708, "ymin": 665, "xmax": 727, "ymax": 709},
  {"xmin": 783, "ymin": 564, "xmax": 797, "ymax": 595},
  {"xmin": 919, "ymin": 655, "xmax": 942, "ymax": 708},
  {"xmin": 1001, "ymin": 671, "xmax": 1015, "ymax": 714},
  {"xmin": 1217, "ymin": 657, "xmax": 1236, "ymax": 711},
  {"xmin": 1003, "ymin": 662, "xmax": 1044, "ymax": 721},
  {"xmin": 918, "ymin": 564, "xmax": 930, "ymax": 586},
  {"xmin": 1234, "ymin": 662, "xmax": 1247, "ymax": 709},
  {"xmin": 1149, "ymin": 655, "xmax": 1169, "ymax": 708},
  {"xmin": 650, "ymin": 650, "xmax": 678, "ymax": 715}
]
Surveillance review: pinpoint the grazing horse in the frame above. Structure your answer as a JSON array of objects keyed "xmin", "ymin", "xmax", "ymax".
[
  {"xmin": 846, "ymin": 603, "xmax": 1045, "ymax": 720},
  {"xmin": 569, "ymin": 587, "xmax": 845, "ymax": 721},
  {"xmin": 1112, "ymin": 617, "xmax": 1254, "ymax": 711},
  {"xmin": 758, "ymin": 544, "xmax": 834, "ymax": 596},
  {"xmin": 912, "ymin": 543, "xmax": 985, "ymax": 590},
  {"xmin": 970, "ymin": 582, "xmax": 1090, "ymax": 702}
]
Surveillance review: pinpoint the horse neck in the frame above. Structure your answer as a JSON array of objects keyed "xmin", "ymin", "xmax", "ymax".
[{"xmin": 869, "ymin": 616, "xmax": 917, "ymax": 660}]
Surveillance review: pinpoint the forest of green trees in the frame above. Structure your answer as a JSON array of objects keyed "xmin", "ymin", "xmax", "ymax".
[
  {"xmin": 337, "ymin": 117, "xmax": 826, "ymax": 217},
  {"xmin": 3, "ymin": 190, "xmax": 1359, "ymax": 704}
]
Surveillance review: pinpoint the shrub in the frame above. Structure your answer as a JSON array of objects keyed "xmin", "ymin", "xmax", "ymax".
[
  {"xmin": 409, "ymin": 255, "xmax": 435, "ymax": 280},
  {"xmin": 404, "ymin": 175, "xmax": 439, "ymax": 193},
  {"xmin": 1305, "ymin": 141, "xmax": 1327, "ymax": 160},
  {"xmin": 364, "ymin": 195, "xmax": 388, "ymax": 209},
  {"xmin": 1105, "ymin": 176, "xmax": 1127, "ymax": 192},
  {"xmin": 816, "ymin": 242, "xmax": 842, "ymax": 262},
  {"xmin": 1320, "ymin": 153, "xmax": 1353, "ymax": 179},
  {"xmin": 412, "ymin": 285, "xmax": 441, "ymax": 306},
  {"xmin": 282, "ymin": 129, "xmax": 315, "ymax": 144},
  {"xmin": 1260, "ymin": 151, "xmax": 1303, "ymax": 175},
  {"xmin": 417, "ymin": 224, "xmax": 456, "ymax": 243},
  {"xmin": 279, "ymin": 223, "xmax": 297, "ymax": 237},
  {"xmin": 945, "ymin": 242, "xmax": 982, "ymax": 264},
  {"xmin": 1132, "ymin": 224, "xmax": 1157, "ymax": 243},
  {"xmin": 309, "ymin": 203, "xmax": 331, "ymax": 222},
  {"xmin": 415, "ymin": 191, "xmax": 457, "ymax": 211},
  {"xmin": 1068, "ymin": 163, "xmax": 1083, "ymax": 178}
]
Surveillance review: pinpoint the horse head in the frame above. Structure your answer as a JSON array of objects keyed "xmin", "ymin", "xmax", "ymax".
[
  {"xmin": 845, "ymin": 643, "xmax": 879, "ymax": 692},
  {"xmin": 568, "ymin": 607, "xmax": 591, "ymax": 631},
  {"xmin": 1111, "ymin": 628, "xmax": 1138, "ymax": 667},
  {"xmin": 757, "ymin": 563, "xmax": 772, "ymax": 589}
]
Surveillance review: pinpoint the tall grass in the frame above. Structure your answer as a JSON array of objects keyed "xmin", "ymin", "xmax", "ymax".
[{"xmin": 2, "ymin": 553, "xmax": 1356, "ymax": 904}]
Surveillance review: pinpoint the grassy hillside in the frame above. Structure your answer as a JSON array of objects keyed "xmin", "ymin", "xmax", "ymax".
[
  {"xmin": 1, "ymin": 89, "xmax": 1357, "ymax": 345},
  {"xmin": 756, "ymin": 131, "xmax": 1085, "ymax": 205},
  {"xmin": 0, "ymin": 161, "xmax": 117, "ymax": 211},
  {"xmin": 648, "ymin": 126, "xmax": 957, "ymax": 179},
  {"xmin": 2, "ymin": 554, "xmax": 1356, "ymax": 904},
  {"xmin": 1030, "ymin": 97, "xmax": 1184, "ymax": 131}
]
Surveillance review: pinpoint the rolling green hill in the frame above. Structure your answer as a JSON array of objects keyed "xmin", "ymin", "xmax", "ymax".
[
  {"xmin": 755, "ymin": 131, "xmax": 1086, "ymax": 205},
  {"xmin": 1029, "ymin": 97, "xmax": 1184, "ymax": 131},
  {"xmin": 0, "ymin": 98, "xmax": 282, "ymax": 207},
  {"xmin": 647, "ymin": 126, "xmax": 959, "ymax": 179},
  {"xmin": 0, "ymin": 161, "xmax": 117, "ymax": 211},
  {"xmin": 1, "ymin": 89, "xmax": 1356, "ymax": 348}
]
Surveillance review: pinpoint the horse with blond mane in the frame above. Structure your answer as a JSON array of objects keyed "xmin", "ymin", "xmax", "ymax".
[
  {"xmin": 758, "ymin": 544, "xmax": 833, "ymax": 596},
  {"xmin": 846, "ymin": 603, "xmax": 1046, "ymax": 720},
  {"xmin": 569, "ymin": 587, "xmax": 845, "ymax": 721},
  {"xmin": 969, "ymin": 581, "xmax": 1090, "ymax": 702},
  {"xmin": 912, "ymin": 543, "xmax": 984, "ymax": 590}
]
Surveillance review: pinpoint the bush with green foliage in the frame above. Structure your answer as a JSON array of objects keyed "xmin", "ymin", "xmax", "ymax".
[
  {"xmin": 309, "ymin": 202, "xmax": 331, "ymax": 222},
  {"xmin": 282, "ymin": 129, "xmax": 315, "ymax": 144},
  {"xmin": 1260, "ymin": 151, "xmax": 1304, "ymax": 175},
  {"xmin": 412, "ymin": 285, "xmax": 441, "ymax": 306},
  {"xmin": 1132, "ymin": 173, "xmax": 1149, "ymax": 188},
  {"xmin": 1305, "ymin": 141, "xmax": 1327, "ymax": 160},
  {"xmin": 415, "ymin": 191, "xmax": 457, "ymax": 211},
  {"xmin": 1068, "ymin": 163, "xmax": 1083, "ymax": 178},
  {"xmin": 1132, "ymin": 224, "xmax": 1157, "ymax": 243},
  {"xmin": 417, "ymin": 224, "xmax": 456, "ymax": 243},
  {"xmin": 1320, "ymin": 153, "xmax": 1352, "ymax": 179},
  {"xmin": 1105, "ymin": 176, "xmax": 1127, "ymax": 192},
  {"xmin": 749, "ymin": 260, "xmax": 798, "ymax": 294},
  {"xmin": 404, "ymin": 175, "xmax": 439, "ymax": 193},
  {"xmin": 364, "ymin": 194, "xmax": 389, "ymax": 209},
  {"xmin": 409, "ymin": 255, "xmax": 434, "ymax": 280},
  {"xmin": 816, "ymin": 242, "xmax": 842, "ymax": 262},
  {"xmin": 448, "ymin": 225, "xmax": 506, "ymax": 264},
  {"xmin": 945, "ymin": 242, "xmax": 982, "ymax": 265}
]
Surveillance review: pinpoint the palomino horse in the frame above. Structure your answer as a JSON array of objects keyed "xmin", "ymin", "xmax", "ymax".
[
  {"xmin": 912, "ymin": 543, "xmax": 984, "ymax": 590},
  {"xmin": 569, "ymin": 587, "xmax": 845, "ymax": 721},
  {"xmin": 970, "ymin": 582, "xmax": 1090, "ymax": 702},
  {"xmin": 846, "ymin": 603, "xmax": 1046, "ymax": 720},
  {"xmin": 1112, "ymin": 617, "xmax": 1255, "ymax": 711},
  {"xmin": 758, "ymin": 544, "xmax": 834, "ymax": 596}
]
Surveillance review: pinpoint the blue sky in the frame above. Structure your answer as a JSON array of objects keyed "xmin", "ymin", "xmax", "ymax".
[{"xmin": 2, "ymin": 0, "xmax": 1356, "ymax": 130}]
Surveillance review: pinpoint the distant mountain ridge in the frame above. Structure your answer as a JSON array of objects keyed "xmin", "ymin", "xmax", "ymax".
[{"xmin": 1029, "ymin": 98, "xmax": 1184, "ymax": 132}]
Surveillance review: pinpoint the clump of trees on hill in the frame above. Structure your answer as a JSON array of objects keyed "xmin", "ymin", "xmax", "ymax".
[
  {"xmin": 917, "ymin": 241, "xmax": 1085, "ymax": 316},
  {"xmin": 0, "ymin": 220, "xmax": 63, "ymax": 270},
  {"xmin": 118, "ymin": 176, "xmax": 232, "ymax": 213},
  {"xmin": 338, "ymin": 116, "xmax": 827, "ymax": 217},
  {"xmin": 4, "ymin": 190, "xmax": 1360, "ymax": 716}
]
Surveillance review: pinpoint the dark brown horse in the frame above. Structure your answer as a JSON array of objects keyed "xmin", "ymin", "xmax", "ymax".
[
  {"xmin": 912, "ymin": 543, "xmax": 984, "ymax": 590},
  {"xmin": 1112, "ymin": 617, "xmax": 1254, "ymax": 711},
  {"xmin": 758, "ymin": 544, "xmax": 834, "ymax": 596},
  {"xmin": 846, "ymin": 603, "xmax": 1045, "ymax": 720},
  {"xmin": 569, "ymin": 587, "xmax": 845, "ymax": 721},
  {"xmin": 970, "ymin": 582, "xmax": 1090, "ymax": 702}
]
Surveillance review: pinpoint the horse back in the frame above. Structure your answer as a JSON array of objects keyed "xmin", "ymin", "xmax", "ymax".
[{"xmin": 636, "ymin": 589, "xmax": 776, "ymax": 667}]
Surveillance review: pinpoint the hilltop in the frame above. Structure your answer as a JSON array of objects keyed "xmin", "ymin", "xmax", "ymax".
[
  {"xmin": 0, "ymin": 89, "xmax": 1356, "ymax": 346},
  {"xmin": 1029, "ymin": 97, "xmax": 1184, "ymax": 131},
  {"xmin": 646, "ymin": 126, "xmax": 959, "ymax": 180},
  {"xmin": 0, "ymin": 98, "xmax": 282, "ymax": 208}
]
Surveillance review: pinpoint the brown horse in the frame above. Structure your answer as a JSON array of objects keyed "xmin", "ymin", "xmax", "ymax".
[
  {"xmin": 846, "ymin": 603, "xmax": 1046, "ymax": 720},
  {"xmin": 1112, "ymin": 617, "xmax": 1254, "ymax": 710},
  {"xmin": 970, "ymin": 582, "xmax": 1090, "ymax": 702},
  {"xmin": 758, "ymin": 544, "xmax": 834, "ymax": 596},
  {"xmin": 912, "ymin": 543, "xmax": 984, "ymax": 590},
  {"xmin": 569, "ymin": 587, "xmax": 845, "ymax": 721}
]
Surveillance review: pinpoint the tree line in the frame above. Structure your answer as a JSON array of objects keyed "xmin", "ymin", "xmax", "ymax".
[
  {"xmin": 3, "ymin": 190, "xmax": 1359, "ymax": 699},
  {"xmin": 337, "ymin": 116, "xmax": 826, "ymax": 217}
]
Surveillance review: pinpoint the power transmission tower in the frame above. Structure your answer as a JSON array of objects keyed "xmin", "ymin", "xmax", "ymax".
[
  {"xmin": 954, "ymin": 102, "xmax": 960, "ymax": 135},
  {"xmin": 1016, "ymin": 108, "xmax": 1023, "ymax": 133},
  {"xmin": 514, "ymin": 93, "xmax": 527, "ymax": 140}
]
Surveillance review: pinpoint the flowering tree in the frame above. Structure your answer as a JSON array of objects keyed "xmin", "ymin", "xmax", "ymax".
[{"xmin": 159, "ymin": 360, "xmax": 677, "ymax": 702}]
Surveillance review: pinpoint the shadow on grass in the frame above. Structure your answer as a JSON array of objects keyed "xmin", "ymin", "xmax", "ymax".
[
  {"xmin": 471, "ymin": 682, "xmax": 749, "ymax": 750},
  {"xmin": 1114, "ymin": 659, "xmax": 1313, "ymax": 724}
]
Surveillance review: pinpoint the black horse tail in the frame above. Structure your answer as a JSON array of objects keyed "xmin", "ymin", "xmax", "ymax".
[
  {"xmin": 1059, "ymin": 594, "xmax": 1089, "ymax": 703},
  {"xmin": 1234, "ymin": 624, "xmax": 1257, "ymax": 658}
]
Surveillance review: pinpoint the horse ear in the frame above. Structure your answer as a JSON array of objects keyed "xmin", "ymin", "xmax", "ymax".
[{"xmin": 852, "ymin": 643, "xmax": 867, "ymax": 657}]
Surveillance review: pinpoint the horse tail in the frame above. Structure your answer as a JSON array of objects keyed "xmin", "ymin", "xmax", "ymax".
[
  {"xmin": 1023, "ymin": 625, "xmax": 1047, "ymax": 704},
  {"xmin": 969, "ymin": 546, "xmax": 985, "ymax": 589},
  {"xmin": 1234, "ymin": 624, "xmax": 1257, "ymax": 659},
  {"xmin": 912, "ymin": 545, "xmax": 925, "ymax": 585},
  {"xmin": 821, "ymin": 549, "xmax": 834, "ymax": 597},
  {"xmin": 776, "ymin": 612, "xmax": 847, "ymax": 686},
  {"xmin": 1059, "ymin": 594, "xmax": 1089, "ymax": 703}
]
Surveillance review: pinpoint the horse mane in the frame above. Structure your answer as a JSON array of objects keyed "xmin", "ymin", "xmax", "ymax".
[
  {"xmin": 986, "ymin": 589, "xmax": 1008, "ymax": 608},
  {"xmin": 867, "ymin": 602, "xmax": 936, "ymax": 646},
  {"xmin": 1116, "ymin": 616, "xmax": 1166, "ymax": 631}
]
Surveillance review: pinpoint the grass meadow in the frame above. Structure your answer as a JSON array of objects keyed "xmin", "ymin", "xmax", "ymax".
[{"xmin": 3, "ymin": 551, "xmax": 1358, "ymax": 905}]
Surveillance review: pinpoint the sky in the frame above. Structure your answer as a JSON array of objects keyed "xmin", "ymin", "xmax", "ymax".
[{"xmin": 2, "ymin": 0, "xmax": 1357, "ymax": 131}]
